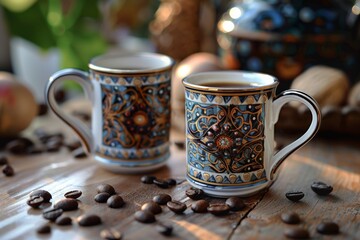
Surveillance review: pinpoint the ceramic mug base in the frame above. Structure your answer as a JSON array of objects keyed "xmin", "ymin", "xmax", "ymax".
[
  {"xmin": 186, "ymin": 176, "xmax": 271, "ymax": 198},
  {"xmin": 94, "ymin": 152, "xmax": 170, "ymax": 174}
]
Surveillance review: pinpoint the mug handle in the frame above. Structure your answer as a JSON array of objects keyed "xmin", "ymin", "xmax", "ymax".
[
  {"xmin": 45, "ymin": 69, "xmax": 93, "ymax": 153},
  {"xmin": 268, "ymin": 90, "xmax": 321, "ymax": 181}
]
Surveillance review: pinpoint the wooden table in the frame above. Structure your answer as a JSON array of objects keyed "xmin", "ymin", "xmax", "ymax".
[{"xmin": 1, "ymin": 112, "xmax": 359, "ymax": 240}]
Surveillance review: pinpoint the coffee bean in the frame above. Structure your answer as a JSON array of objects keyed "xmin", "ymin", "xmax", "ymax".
[
  {"xmin": 64, "ymin": 190, "xmax": 82, "ymax": 199},
  {"xmin": 316, "ymin": 221, "xmax": 339, "ymax": 235},
  {"xmin": 30, "ymin": 189, "xmax": 52, "ymax": 202},
  {"xmin": 54, "ymin": 198, "xmax": 78, "ymax": 211},
  {"xmin": 97, "ymin": 183, "xmax": 116, "ymax": 195},
  {"xmin": 37, "ymin": 132, "xmax": 64, "ymax": 144},
  {"xmin": 37, "ymin": 224, "xmax": 51, "ymax": 234},
  {"xmin": 153, "ymin": 179, "xmax": 169, "ymax": 189},
  {"xmin": 27, "ymin": 146, "xmax": 44, "ymax": 154},
  {"xmin": 6, "ymin": 138, "xmax": 33, "ymax": 154},
  {"xmin": 284, "ymin": 227, "xmax": 310, "ymax": 239},
  {"xmin": 46, "ymin": 137, "xmax": 63, "ymax": 152},
  {"xmin": 153, "ymin": 194, "xmax": 172, "ymax": 205},
  {"xmin": 72, "ymin": 111, "xmax": 91, "ymax": 122},
  {"xmin": 55, "ymin": 216, "xmax": 72, "ymax": 226},
  {"xmin": 285, "ymin": 191, "xmax": 305, "ymax": 202},
  {"xmin": 95, "ymin": 192, "xmax": 111, "ymax": 203},
  {"xmin": 100, "ymin": 229, "xmax": 122, "ymax": 240},
  {"xmin": 225, "ymin": 197, "xmax": 246, "ymax": 211},
  {"xmin": 72, "ymin": 147, "xmax": 87, "ymax": 159},
  {"xmin": 77, "ymin": 214, "xmax": 102, "ymax": 226},
  {"xmin": 141, "ymin": 202, "xmax": 162, "ymax": 214},
  {"xmin": 311, "ymin": 181, "xmax": 333, "ymax": 196},
  {"xmin": 27, "ymin": 196, "xmax": 44, "ymax": 208},
  {"xmin": 0, "ymin": 155, "xmax": 8, "ymax": 165},
  {"xmin": 43, "ymin": 208, "xmax": 63, "ymax": 221},
  {"xmin": 156, "ymin": 222, "xmax": 173, "ymax": 236},
  {"xmin": 134, "ymin": 210, "xmax": 156, "ymax": 223},
  {"xmin": 185, "ymin": 188, "xmax": 204, "ymax": 200},
  {"xmin": 2, "ymin": 164, "xmax": 14, "ymax": 176},
  {"xmin": 65, "ymin": 140, "xmax": 82, "ymax": 151},
  {"xmin": 281, "ymin": 212, "xmax": 301, "ymax": 224},
  {"xmin": 166, "ymin": 178, "xmax": 177, "ymax": 186},
  {"xmin": 191, "ymin": 200, "xmax": 209, "ymax": 213},
  {"xmin": 207, "ymin": 204, "xmax": 230, "ymax": 216},
  {"xmin": 140, "ymin": 175, "xmax": 156, "ymax": 184},
  {"xmin": 37, "ymin": 104, "xmax": 48, "ymax": 116},
  {"xmin": 107, "ymin": 195, "xmax": 125, "ymax": 208},
  {"xmin": 167, "ymin": 201, "xmax": 187, "ymax": 214},
  {"xmin": 174, "ymin": 141, "xmax": 185, "ymax": 149}
]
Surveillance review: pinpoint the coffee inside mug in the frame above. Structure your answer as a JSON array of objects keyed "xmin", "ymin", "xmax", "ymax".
[{"xmin": 183, "ymin": 71, "xmax": 278, "ymax": 91}]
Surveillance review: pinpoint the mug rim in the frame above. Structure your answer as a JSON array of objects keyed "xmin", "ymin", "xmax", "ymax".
[
  {"xmin": 182, "ymin": 71, "xmax": 279, "ymax": 92},
  {"xmin": 89, "ymin": 52, "xmax": 174, "ymax": 74}
]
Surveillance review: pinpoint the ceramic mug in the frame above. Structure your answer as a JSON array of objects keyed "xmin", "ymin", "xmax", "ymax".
[
  {"xmin": 46, "ymin": 52, "xmax": 174, "ymax": 173},
  {"xmin": 182, "ymin": 71, "xmax": 321, "ymax": 197}
]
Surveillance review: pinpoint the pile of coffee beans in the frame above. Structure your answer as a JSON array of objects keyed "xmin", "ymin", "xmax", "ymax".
[{"xmin": 140, "ymin": 175, "xmax": 177, "ymax": 189}]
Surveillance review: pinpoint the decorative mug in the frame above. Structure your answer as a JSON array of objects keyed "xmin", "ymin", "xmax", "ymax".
[
  {"xmin": 182, "ymin": 71, "xmax": 321, "ymax": 197},
  {"xmin": 46, "ymin": 52, "xmax": 174, "ymax": 173}
]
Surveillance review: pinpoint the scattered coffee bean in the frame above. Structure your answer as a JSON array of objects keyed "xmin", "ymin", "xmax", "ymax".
[
  {"xmin": 2, "ymin": 164, "xmax": 14, "ymax": 176},
  {"xmin": 153, "ymin": 194, "xmax": 172, "ymax": 205},
  {"xmin": 156, "ymin": 222, "xmax": 173, "ymax": 236},
  {"xmin": 311, "ymin": 181, "xmax": 333, "ymax": 196},
  {"xmin": 6, "ymin": 138, "xmax": 33, "ymax": 154},
  {"xmin": 43, "ymin": 208, "xmax": 63, "ymax": 221},
  {"xmin": 37, "ymin": 104, "xmax": 48, "ymax": 116},
  {"xmin": 95, "ymin": 192, "xmax": 111, "ymax": 203},
  {"xmin": 55, "ymin": 216, "xmax": 72, "ymax": 226},
  {"xmin": 191, "ymin": 200, "xmax": 209, "ymax": 213},
  {"xmin": 54, "ymin": 198, "xmax": 78, "ymax": 211},
  {"xmin": 167, "ymin": 201, "xmax": 187, "ymax": 214},
  {"xmin": 140, "ymin": 175, "xmax": 156, "ymax": 184},
  {"xmin": 64, "ymin": 190, "xmax": 82, "ymax": 199},
  {"xmin": 185, "ymin": 188, "xmax": 204, "ymax": 200},
  {"xmin": 284, "ymin": 227, "xmax": 310, "ymax": 239},
  {"xmin": 153, "ymin": 179, "xmax": 169, "ymax": 189},
  {"xmin": 107, "ymin": 195, "xmax": 125, "ymax": 208},
  {"xmin": 72, "ymin": 111, "xmax": 91, "ymax": 122},
  {"xmin": 281, "ymin": 212, "xmax": 301, "ymax": 224},
  {"xmin": 37, "ymin": 224, "xmax": 51, "ymax": 234},
  {"xmin": 134, "ymin": 210, "xmax": 156, "ymax": 223},
  {"xmin": 207, "ymin": 204, "xmax": 230, "ymax": 216},
  {"xmin": 77, "ymin": 214, "xmax": 102, "ymax": 226},
  {"xmin": 225, "ymin": 197, "xmax": 246, "ymax": 211},
  {"xmin": 38, "ymin": 132, "xmax": 64, "ymax": 144},
  {"xmin": 141, "ymin": 202, "xmax": 162, "ymax": 214},
  {"xmin": 72, "ymin": 147, "xmax": 87, "ymax": 158},
  {"xmin": 97, "ymin": 183, "xmax": 116, "ymax": 195},
  {"xmin": 0, "ymin": 155, "xmax": 8, "ymax": 165},
  {"xmin": 166, "ymin": 178, "xmax": 177, "ymax": 186},
  {"xmin": 27, "ymin": 196, "xmax": 44, "ymax": 208},
  {"xmin": 285, "ymin": 191, "xmax": 305, "ymax": 202},
  {"xmin": 65, "ymin": 140, "xmax": 82, "ymax": 151},
  {"xmin": 316, "ymin": 221, "xmax": 339, "ymax": 235},
  {"xmin": 27, "ymin": 146, "xmax": 44, "ymax": 154},
  {"xmin": 46, "ymin": 137, "xmax": 63, "ymax": 152},
  {"xmin": 30, "ymin": 189, "xmax": 52, "ymax": 203},
  {"xmin": 100, "ymin": 229, "xmax": 122, "ymax": 240},
  {"xmin": 174, "ymin": 141, "xmax": 185, "ymax": 149}
]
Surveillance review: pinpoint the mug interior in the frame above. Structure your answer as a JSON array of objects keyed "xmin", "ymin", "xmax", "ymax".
[
  {"xmin": 183, "ymin": 71, "xmax": 278, "ymax": 92},
  {"xmin": 89, "ymin": 52, "xmax": 174, "ymax": 74}
]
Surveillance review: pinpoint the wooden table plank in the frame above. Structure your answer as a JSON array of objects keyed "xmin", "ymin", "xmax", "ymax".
[
  {"xmin": 1, "ymin": 112, "xmax": 359, "ymax": 240},
  {"xmin": 231, "ymin": 138, "xmax": 360, "ymax": 240}
]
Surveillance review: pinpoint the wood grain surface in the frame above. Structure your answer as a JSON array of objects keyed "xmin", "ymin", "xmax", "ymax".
[{"xmin": 0, "ymin": 112, "xmax": 359, "ymax": 240}]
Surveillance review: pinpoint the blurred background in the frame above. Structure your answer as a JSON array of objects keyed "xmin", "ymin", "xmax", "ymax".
[{"xmin": 0, "ymin": 0, "xmax": 359, "ymax": 137}]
